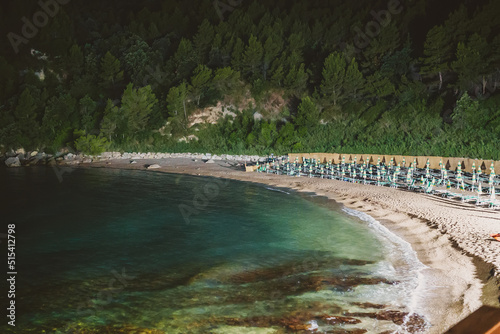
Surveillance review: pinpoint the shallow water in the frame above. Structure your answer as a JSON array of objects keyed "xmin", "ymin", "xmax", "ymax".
[{"xmin": 1, "ymin": 167, "xmax": 429, "ymax": 333}]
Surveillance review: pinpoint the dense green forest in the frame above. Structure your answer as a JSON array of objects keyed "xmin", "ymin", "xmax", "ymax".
[{"xmin": 1, "ymin": 0, "xmax": 500, "ymax": 158}]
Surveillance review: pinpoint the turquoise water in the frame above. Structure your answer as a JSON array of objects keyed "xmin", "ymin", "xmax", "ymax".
[{"xmin": 0, "ymin": 167, "xmax": 428, "ymax": 333}]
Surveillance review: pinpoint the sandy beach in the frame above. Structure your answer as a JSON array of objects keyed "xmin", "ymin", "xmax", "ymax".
[{"xmin": 72, "ymin": 156, "xmax": 500, "ymax": 333}]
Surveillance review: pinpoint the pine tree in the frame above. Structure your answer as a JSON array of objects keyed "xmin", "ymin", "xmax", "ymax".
[
  {"xmin": 190, "ymin": 65, "xmax": 213, "ymax": 106},
  {"xmin": 121, "ymin": 84, "xmax": 158, "ymax": 134},
  {"xmin": 285, "ymin": 63, "xmax": 309, "ymax": 97},
  {"xmin": 344, "ymin": 58, "xmax": 365, "ymax": 99},
  {"xmin": 212, "ymin": 67, "xmax": 241, "ymax": 96},
  {"xmin": 295, "ymin": 96, "xmax": 320, "ymax": 131},
  {"xmin": 263, "ymin": 35, "xmax": 282, "ymax": 81},
  {"xmin": 242, "ymin": 35, "xmax": 263, "ymax": 79},
  {"xmin": 100, "ymin": 52, "xmax": 124, "ymax": 88},
  {"xmin": 420, "ymin": 25, "xmax": 452, "ymax": 90},
  {"xmin": 166, "ymin": 82, "xmax": 189, "ymax": 128},
  {"xmin": 100, "ymin": 99, "xmax": 120, "ymax": 142},
  {"xmin": 320, "ymin": 52, "xmax": 345, "ymax": 105},
  {"xmin": 193, "ymin": 19, "xmax": 215, "ymax": 63}
]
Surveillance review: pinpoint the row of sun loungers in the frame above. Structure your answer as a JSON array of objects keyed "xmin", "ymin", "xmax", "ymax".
[{"xmin": 254, "ymin": 156, "xmax": 500, "ymax": 209}]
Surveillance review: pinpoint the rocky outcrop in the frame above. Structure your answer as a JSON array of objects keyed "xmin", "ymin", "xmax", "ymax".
[{"xmin": 5, "ymin": 157, "xmax": 21, "ymax": 167}]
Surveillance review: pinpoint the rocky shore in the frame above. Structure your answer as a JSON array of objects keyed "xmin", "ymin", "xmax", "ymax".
[{"xmin": 1, "ymin": 149, "xmax": 272, "ymax": 168}]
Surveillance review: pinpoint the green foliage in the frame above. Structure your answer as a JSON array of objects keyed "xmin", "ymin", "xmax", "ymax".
[
  {"xmin": 121, "ymin": 84, "xmax": 158, "ymax": 134},
  {"xmin": 2, "ymin": 0, "xmax": 500, "ymax": 160},
  {"xmin": 100, "ymin": 52, "xmax": 124, "ymax": 88},
  {"xmin": 74, "ymin": 130, "xmax": 110, "ymax": 155}
]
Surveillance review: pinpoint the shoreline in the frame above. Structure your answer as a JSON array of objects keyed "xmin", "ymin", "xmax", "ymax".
[{"xmin": 17, "ymin": 156, "xmax": 500, "ymax": 332}]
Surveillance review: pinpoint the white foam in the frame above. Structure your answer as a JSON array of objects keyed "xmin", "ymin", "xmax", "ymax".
[
  {"xmin": 265, "ymin": 186, "xmax": 290, "ymax": 194},
  {"xmin": 342, "ymin": 208, "xmax": 431, "ymax": 332}
]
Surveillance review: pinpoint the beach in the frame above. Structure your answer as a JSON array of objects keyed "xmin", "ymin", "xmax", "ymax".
[{"xmin": 71, "ymin": 156, "xmax": 500, "ymax": 333}]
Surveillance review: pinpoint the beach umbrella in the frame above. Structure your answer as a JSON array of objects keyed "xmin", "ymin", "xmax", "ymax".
[
  {"xmin": 354, "ymin": 155, "xmax": 357, "ymax": 165},
  {"xmin": 431, "ymin": 177, "xmax": 436, "ymax": 188},
  {"xmin": 402, "ymin": 157, "xmax": 406, "ymax": 168},
  {"xmin": 471, "ymin": 172, "xmax": 476, "ymax": 191},
  {"xmin": 406, "ymin": 170, "xmax": 412, "ymax": 184},
  {"xmin": 426, "ymin": 159, "xmax": 430, "ymax": 170},
  {"xmin": 389, "ymin": 157, "xmax": 394, "ymax": 170},
  {"xmin": 342, "ymin": 155, "xmax": 346, "ymax": 165},
  {"xmin": 472, "ymin": 162, "xmax": 476, "ymax": 174},
  {"xmin": 320, "ymin": 166, "xmax": 324, "ymax": 178},
  {"xmin": 447, "ymin": 180, "xmax": 451, "ymax": 190},
  {"xmin": 460, "ymin": 180, "xmax": 465, "ymax": 191},
  {"xmin": 363, "ymin": 169, "xmax": 367, "ymax": 183},
  {"xmin": 341, "ymin": 167, "xmax": 345, "ymax": 179},
  {"xmin": 421, "ymin": 175, "xmax": 425, "ymax": 185},
  {"xmin": 425, "ymin": 167, "xmax": 430, "ymax": 179},
  {"xmin": 352, "ymin": 168, "xmax": 357, "ymax": 182},
  {"xmin": 377, "ymin": 170, "xmax": 381, "ymax": 185},
  {"xmin": 478, "ymin": 183, "xmax": 482, "ymax": 195}
]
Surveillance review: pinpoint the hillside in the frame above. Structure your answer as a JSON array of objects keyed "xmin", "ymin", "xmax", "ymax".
[{"xmin": 1, "ymin": 0, "xmax": 500, "ymax": 158}]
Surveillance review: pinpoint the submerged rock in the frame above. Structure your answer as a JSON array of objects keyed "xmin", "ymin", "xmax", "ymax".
[
  {"xmin": 343, "ymin": 310, "xmax": 426, "ymax": 332},
  {"xmin": 147, "ymin": 164, "xmax": 161, "ymax": 169}
]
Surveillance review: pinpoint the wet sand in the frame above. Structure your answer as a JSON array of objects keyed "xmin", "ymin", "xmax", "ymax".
[{"xmin": 75, "ymin": 157, "xmax": 500, "ymax": 333}]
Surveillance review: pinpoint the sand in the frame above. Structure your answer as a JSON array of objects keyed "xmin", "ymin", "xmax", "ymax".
[{"xmin": 72, "ymin": 157, "xmax": 500, "ymax": 333}]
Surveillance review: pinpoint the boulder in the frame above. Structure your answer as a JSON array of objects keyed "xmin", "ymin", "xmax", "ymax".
[
  {"xmin": 30, "ymin": 151, "xmax": 38, "ymax": 157},
  {"xmin": 147, "ymin": 164, "xmax": 161, "ymax": 169},
  {"xmin": 15, "ymin": 148, "xmax": 25, "ymax": 155},
  {"xmin": 205, "ymin": 159, "xmax": 215, "ymax": 164},
  {"xmin": 130, "ymin": 160, "xmax": 137, "ymax": 164},
  {"xmin": 5, "ymin": 157, "xmax": 21, "ymax": 167}
]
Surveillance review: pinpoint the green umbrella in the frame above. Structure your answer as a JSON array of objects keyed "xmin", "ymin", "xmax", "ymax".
[
  {"xmin": 402, "ymin": 157, "xmax": 406, "ymax": 168},
  {"xmin": 447, "ymin": 180, "xmax": 451, "ymax": 190}
]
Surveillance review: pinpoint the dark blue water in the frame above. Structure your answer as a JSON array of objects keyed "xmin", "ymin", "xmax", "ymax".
[{"xmin": 0, "ymin": 167, "xmax": 428, "ymax": 333}]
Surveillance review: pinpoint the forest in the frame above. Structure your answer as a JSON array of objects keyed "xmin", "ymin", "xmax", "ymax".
[{"xmin": 1, "ymin": 0, "xmax": 500, "ymax": 159}]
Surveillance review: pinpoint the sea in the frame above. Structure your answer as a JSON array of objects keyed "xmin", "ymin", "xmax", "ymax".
[{"xmin": 0, "ymin": 166, "xmax": 432, "ymax": 333}]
